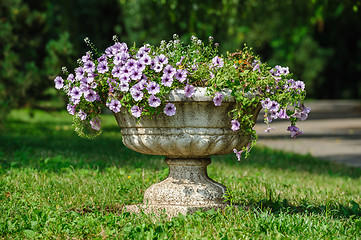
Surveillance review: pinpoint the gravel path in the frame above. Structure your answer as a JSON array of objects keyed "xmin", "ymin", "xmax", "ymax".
[{"xmin": 254, "ymin": 100, "xmax": 361, "ymax": 168}]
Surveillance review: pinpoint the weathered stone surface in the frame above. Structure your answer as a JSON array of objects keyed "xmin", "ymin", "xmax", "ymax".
[
  {"xmin": 114, "ymin": 87, "xmax": 261, "ymax": 217},
  {"xmin": 114, "ymin": 87, "xmax": 258, "ymax": 157},
  {"xmin": 144, "ymin": 158, "xmax": 227, "ymax": 206}
]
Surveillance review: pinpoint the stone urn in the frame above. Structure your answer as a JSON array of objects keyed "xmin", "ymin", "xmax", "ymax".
[{"xmin": 114, "ymin": 87, "xmax": 261, "ymax": 217}]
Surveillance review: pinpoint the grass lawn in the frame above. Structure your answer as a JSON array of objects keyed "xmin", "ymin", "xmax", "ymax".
[{"xmin": 1, "ymin": 109, "xmax": 361, "ymax": 239}]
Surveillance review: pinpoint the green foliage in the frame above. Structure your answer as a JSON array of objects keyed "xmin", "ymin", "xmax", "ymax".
[
  {"xmin": 1, "ymin": 109, "xmax": 361, "ymax": 238},
  {"xmin": 0, "ymin": 0, "xmax": 76, "ymax": 126}
]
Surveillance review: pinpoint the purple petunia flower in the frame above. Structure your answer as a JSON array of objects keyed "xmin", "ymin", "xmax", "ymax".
[
  {"xmin": 118, "ymin": 73, "xmax": 130, "ymax": 83},
  {"xmin": 287, "ymin": 124, "xmax": 303, "ymax": 138},
  {"xmin": 292, "ymin": 109, "xmax": 309, "ymax": 121},
  {"xmin": 213, "ymin": 92, "xmax": 223, "ymax": 106},
  {"xmin": 111, "ymin": 42, "xmax": 123, "ymax": 53},
  {"xmin": 84, "ymin": 89, "xmax": 97, "ymax": 102},
  {"xmin": 118, "ymin": 80, "xmax": 129, "ymax": 92},
  {"xmin": 80, "ymin": 77, "xmax": 89, "ymax": 86},
  {"xmin": 153, "ymin": 63, "xmax": 163, "ymax": 73},
  {"xmin": 71, "ymin": 98, "xmax": 80, "ymax": 105},
  {"xmin": 212, "ymin": 56, "xmax": 224, "ymax": 68},
  {"xmin": 108, "ymin": 99, "xmax": 121, "ymax": 113},
  {"xmin": 155, "ymin": 54, "xmax": 168, "ymax": 65},
  {"xmin": 54, "ymin": 76, "xmax": 64, "ymax": 90},
  {"xmin": 184, "ymin": 84, "xmax": 195, "ymax": 98},
  {"xmin": 77, "ymin": 110, "xmax": 87, "ymax": 120},
  {"xmin": 295, "ymin": 80, "xmax": 305, "ymax": 91},
  {"xmin": 70, "ymin": 87, "xmax": 82, "ymax": 100},
  {"xmin": 130, "ymin": 88, "xmax": 143, "ymax": 101},
  {"xmin": 139, "ymin": 44, "xmax": 151, "ymax": 53},
  {"xmin": 233, "ymin": 148, "xmax": 244, "ymax": 161},
  {"xmin": 281, "ymin": 66, "xmax": 289, "ymax": 75},
  {"xmin": 261, "ymin": 98, "xmax": 271, "ymax": 109},
  {"xmin": 67, "ymin": 73, "xmax": 75, "ymax": 83},
  {"xmin": 148, "ymin": 95, "xmax": 161, "ymax": 107},
  {"xmin": 131, "ymin": 105, "xmax": 142, "ymax": 118},
  {"xmin": 278, "ymin": 108, "xmax": 290, "ymax": 119},
  {"xmin": 97, "ymin": 54, "xmax": 107, "ymax": 64},
  {"xmin": 164, "ymin": 103, "xmax": 176, "ymax": 116},
  {"xmin": 113, "ymin": 54, "xmax": 123, "ymax": 66},
  {"xmin": 84, "ymin": 61, "xmax": 95, "ymax": 73},
  {"xmin": 161, "ymin": 74, "xmax": 173, "ymax": 87},
  {"xmin": 140, "ymin": 55, "xmax": 151, "ymax": 66},
  {"xmin": 268, "ymin": 101, "xmax": 280, "ymax": 112},
  {"xmin": 105, "ymin": 46, "xmax": 113, "ymax": 57},
  {"xmin": 87, "ymin": 72, "xmax": 96, "ymax": 83},
  {"xmin": 269, "ymin": 110, "xmax": 279, "ymax": 120},
  {"xmin": 120, "ymin": 67, "xmax": 131, "ymax": 77},
  {"xmin": 231, "ymin": 119, "xmax": 240, "ymax": 131},
  {"xmin": 67, "ymin": 103, "xmax": 76, "ymax": 115},
  {"xmin": 112, "ymin": 65, "xmax": 122, "ymax": 78},
  {"xmin": 163, "ymin": 64, "xmax": 176, "ymax": 77},
  {"xmin": 271, "ymin": 65, "xmax": 289, "ymax": 77},
  {"xmin": 126, "ymin": 59, "xmax": 137, "ymax": 70},
  {"xmin": 90, "ymin": 117, "xmax": 101, "ymax": 131},
  {"xmin": 283, "ymin": 79, "xmax": 296, "ymax": 91},
  {"xmin": 147, "ymin": 81, "xmax": 160, "ymax": 95},
  {"xmin": 136, "ymin": 60, "xmax": 146, "ymax": 72},
  {"xmin": 129, "ymin": 68, "xmax": 142, "ymax": 81},
  {"xmin": 135, "ymin": 49, "xmax": 146, "ymax": 59},
  {"xmin": 97, "ymin": 61, "xmax": 109, "ymax": 74},
  {"xmin": 113, "ymin": 56, "xmax": 125, "ymax": 68},
  {"xmin": 81, "ymin": 52, "xmax": 91, "ymax": 63},
  {"xmin": 138, "ymin": 80, "xmax": 147, "ymax": 90},
  {"xmin": 303, "ymin": 107, "xmax": 311, "ymax": 114},
  {"xmin": 75, "ymin": 67, "xmax": 85, "ymax": 80},
  {"xmin": 174, "ymin": 69, "xmax": 187, "ymax": 82},
  {"xmin": 270, "ymin": 65, "xmax": 281, "ymax": 76}
]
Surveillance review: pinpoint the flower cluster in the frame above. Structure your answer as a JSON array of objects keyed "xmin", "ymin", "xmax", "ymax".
[{"xmin": 54, "ymin": 34, "xmax": 309, "ymax": 159}]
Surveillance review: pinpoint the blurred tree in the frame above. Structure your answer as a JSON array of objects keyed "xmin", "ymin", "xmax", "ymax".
[
  {"xmin": 0, "ymin": 0, "xmax": 76, "ymax": 126},
  {"xmin": 1, "ymin": 0, "xmax": 361, "ymax": 128},
  {"xmin": 313, "ymin": 0, "xmax": 361, "ymax": 98}
]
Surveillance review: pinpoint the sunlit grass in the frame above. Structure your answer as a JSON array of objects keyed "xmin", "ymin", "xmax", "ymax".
[{"xmin": 1, "ymin": 109, "xmax": 361, "ymax": 239}]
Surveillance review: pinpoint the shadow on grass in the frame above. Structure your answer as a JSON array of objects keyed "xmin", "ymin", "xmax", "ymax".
[
  {"xmin": 65, "ymin": 195, "xmax": 361, "ymax": 221},
  {"xmin": 0, "ymin": 122, "xmax": 165, "ymax": 172},
  {"xmin": 70, "ymin": 201, "xmax": 361, "ymax": 221},
  {"xmin": 246, "ymin": 198, "xmax": 361, "ymax": 220},
  {"xmin": 213, "ymin": 147, "xmax": 361, "ymax": 179}
]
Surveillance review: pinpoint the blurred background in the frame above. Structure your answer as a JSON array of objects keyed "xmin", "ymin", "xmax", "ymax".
[{"xmin": 1, "ymin": 0, "xmax": 361, "ymax": 126}]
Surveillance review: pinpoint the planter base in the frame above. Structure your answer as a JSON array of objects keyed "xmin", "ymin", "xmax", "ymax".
[
  {"xmin": 144, "ymin": 157, "xmax": 228, "ymax": 206},
  {"xmin": 122, "ymin": 157, "xmax": 231, "ymax": 218},
  {"xmin": 123, "ymin": 203, "xmax": 229, "ymax": 218}
]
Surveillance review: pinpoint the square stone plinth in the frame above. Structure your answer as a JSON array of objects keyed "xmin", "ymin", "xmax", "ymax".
[{"xmin": 124, "ymin": 204, "xmax": 229, "ymax": 218}]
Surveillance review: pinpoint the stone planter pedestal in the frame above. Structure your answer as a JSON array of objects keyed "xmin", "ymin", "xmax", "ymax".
[{"xmin": 114, "ymin": 87, "xmax": 260, "ymax": 217}]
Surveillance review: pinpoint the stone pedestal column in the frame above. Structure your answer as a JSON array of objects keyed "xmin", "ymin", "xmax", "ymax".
[
  {"xmin": 125, "ymin": 158, "xmax": 229, "ymax": 217},
  {"xmin": 144, "ymin": 158, "xmax": 227, "ymax": 206}
]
